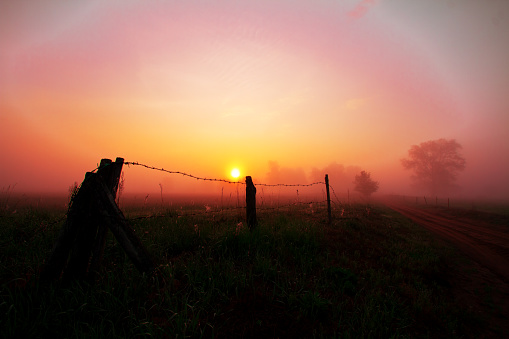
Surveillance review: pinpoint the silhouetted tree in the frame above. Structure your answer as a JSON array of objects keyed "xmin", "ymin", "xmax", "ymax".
[
  {"xmin": 353, "ymin": 171, "xmax": 379, "ymax": 199},
  {"xmin": 401, "ymin": 138, "xmax": 466, "ymax": 195}
]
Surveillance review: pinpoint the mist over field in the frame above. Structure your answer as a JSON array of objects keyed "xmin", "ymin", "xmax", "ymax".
[
  {"xmin": 3, "ymin": 4, "xmax": 509, "ymax": 337},
  {"xmin": 1, "ymin": 0, "xmax": 508, "ymax": 202}
]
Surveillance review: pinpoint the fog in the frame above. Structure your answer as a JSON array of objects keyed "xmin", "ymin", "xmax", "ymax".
[
  {"xmin": 107, "ymin": 151, "xmax": 509, "ymax": 206},
  {"xmin": 1, "ymin": 1, "xmax": 508, "ymax": 204}
]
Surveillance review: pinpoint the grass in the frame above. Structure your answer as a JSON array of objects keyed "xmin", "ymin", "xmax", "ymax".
[{"xmin": 0, "ymin": 201, "xmax": 496, "ymax": 338}]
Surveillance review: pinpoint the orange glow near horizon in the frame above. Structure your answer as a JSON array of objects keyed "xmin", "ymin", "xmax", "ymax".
[{"xmin": 1, "ymin": 1, "xmax": 508, "ymax": 200}]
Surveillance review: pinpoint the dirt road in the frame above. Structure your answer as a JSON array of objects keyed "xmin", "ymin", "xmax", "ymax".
[
  {"xmin": 386, "ymin": 203, "xmax": 509, "ymax": 283},
  {"xmin": 386, "ymin": 201, "xmax": 509, "ymax": 335}
]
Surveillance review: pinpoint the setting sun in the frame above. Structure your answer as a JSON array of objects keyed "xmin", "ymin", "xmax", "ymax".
[
  {"xmin": 231, "ymin": 168, "xmax": 240, "ymax": 180},
  {"xmin": 0, "ymin": 1, "xmax": 508, "ymax": 200}
]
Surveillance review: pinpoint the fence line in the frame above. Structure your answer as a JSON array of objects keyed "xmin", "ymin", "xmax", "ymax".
[
  {"xmin": 42, "ymin": 158, "xmax": 350, "ymax": 284},
  {"xmin": 67, "ymin": 159, "xmax": 346, "ymax": 227},
  {"xmin": 125, "ymin": 162, "xmax": 245, "ymax": 185},
  {"xmin": 82, "ymin": 158, "xmax": 348, "ymax": 226},
  {"xmin": 119, "ymin": 160, "xmax": 339, "ymax": 225},
  {"xmin": 41, "ymin": 157, "xmax": 345, "ymax": 284},
  {"xmin": 256, "ymin": 182, "xmax": 325, "ymax": 187},
  {"xmin": 56, "ymin": 160, "xmax": 333, "ymax": 224},
  {"xmin": 124, "ymin": 161, "xmax": 325, "ymax": 188}
]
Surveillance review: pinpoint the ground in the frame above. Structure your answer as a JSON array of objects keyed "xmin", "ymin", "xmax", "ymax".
[{"xmin": 386, "ymin": 200, "xmax": 509, "ymax": 336}]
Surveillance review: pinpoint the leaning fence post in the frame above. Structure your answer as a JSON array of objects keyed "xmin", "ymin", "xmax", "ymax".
[
  {"xmin": 325, "ymin": 174, "xmax": 331, "ymax": 225},
  {"xmin": 41, "ymin": 156, "xmax": 154, "ymax": 284},
  {"xmin": 89, "ymin": 157, "xmax": 124, "ymax": 280},
  {"xmin": 246, "ymin": 176, "xmax": 257, "ymax": 230},
  {"xmin": 40, "ymin": 172, "xmax": 94, "ymax": 283},
  {"xmin": 62, "ymin": 158, "xmax": 125, "ymax": 283},
  {"xmin": 91, "ymin": 175, "xmax": 154, "ymax": 274}
]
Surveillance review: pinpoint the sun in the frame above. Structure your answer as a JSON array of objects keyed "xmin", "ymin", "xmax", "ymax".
[{"xmin": 230, "ymin": 168, "xmax": 240, "ymax": 179}]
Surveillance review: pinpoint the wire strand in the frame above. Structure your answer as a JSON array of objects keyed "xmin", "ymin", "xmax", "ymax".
[
  {"xmin": 124, "ymin": 161, "xmax": 326, "ymax": 187},
  {"xmin": 125, "ymin": 162, "xmax": 245, "ymax": 185}
]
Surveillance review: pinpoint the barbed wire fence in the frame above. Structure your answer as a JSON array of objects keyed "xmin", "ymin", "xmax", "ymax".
[
  {"xmin": 18, "ymin": 159, "xmax": 347, "ymax": 230},
  {"xmin": 23, "ymin": 159, "xmax": 341, "ymax": 228},
  {"xmin": 124, "ymin": 162, "xmax": 244, "ymax": 185},
  {"xmin": 39, "ymin": 157, "xmax": 352, "ymax": 283},
  {"xmin": 120, "ymin": 161, "xmax": 342, "ymax": 224}
]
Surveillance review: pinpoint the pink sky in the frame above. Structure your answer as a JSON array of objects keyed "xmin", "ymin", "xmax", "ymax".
[{"xmin": 1, "ymin": 0, "xmax": 508, "ymax": 200}]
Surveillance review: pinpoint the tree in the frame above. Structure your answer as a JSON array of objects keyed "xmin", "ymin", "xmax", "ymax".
[
  {"xmin": 353, "ymin": 171, "xmax": 379, "ymax": 199},
  {"xmin": 401, "ymin": 138, "xmax": 466, "ymax": 195}
]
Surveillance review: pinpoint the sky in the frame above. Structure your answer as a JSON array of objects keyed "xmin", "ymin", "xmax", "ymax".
[{"xmin": 1, "ymin": 0, "xmax": 508, "ymax": 200}]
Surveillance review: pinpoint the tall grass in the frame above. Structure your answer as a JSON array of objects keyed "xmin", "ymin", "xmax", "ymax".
[{"xmin": 0, "ymin": 203, "xmax": 496, "ymax": 337}]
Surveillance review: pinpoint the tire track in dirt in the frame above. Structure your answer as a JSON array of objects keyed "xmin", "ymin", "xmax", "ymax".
[
  {"xmin": 385, "ymin": 202, "xmax": 509, "ymax": 336},
  {"xmin": 385, "ymin": 203, "xmax": 509, "ymax": 284}
]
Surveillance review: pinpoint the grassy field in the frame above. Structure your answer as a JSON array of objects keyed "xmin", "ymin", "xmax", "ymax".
[{"xmin": 0, "ymin": 201, "xmax": 500, "ymax": 338}]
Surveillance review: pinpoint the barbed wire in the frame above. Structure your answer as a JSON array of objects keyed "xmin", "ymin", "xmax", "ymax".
[
  {"xmin": 29, "ymin": 162, "xmax": 336, "ymax": 233},
  {"xmin": 124, "ymin": 161, "xmax": 326, "ymax": 188},
  {"xmin": 99, "ymin": 160, "xmax": 337, "ymax": 219},
  {"xmin": 328, "ymin": 184, "xmax": 343, "ymax": 206},
  {"xmin": 256, "ymin": 181, "xmax": 325, "ymax": 187},
  {"xmin": 86, "ymin": 161, "xmax": 341, "ymax": 219},
  {"xmin": 124, "ymin": 162, "xmax": 245, "ymax": 185}
]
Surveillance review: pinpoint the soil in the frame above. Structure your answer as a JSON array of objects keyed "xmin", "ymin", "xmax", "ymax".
[{"xmin": 385, "ymin": 201, "xmax": 509, "ymax": 337}]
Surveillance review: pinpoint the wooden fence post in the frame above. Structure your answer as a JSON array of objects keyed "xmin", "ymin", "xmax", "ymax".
[
  {"xmin": 89, "ymin": 158, "xmax": 124, "ymax": 280},
  {"xmin": 40, "ymin": 171, "xmax": 95, "ymax": 283},
  {"xmin": 41, "ymin": 157, "xmax": 154, "ymax": 284},
  {"xmin": 325, "ymin": 174, "xmax": 331, "ymax": 225},
  {"xmin": 62, "ymin": 172, "xmax": 104, "ymax": 283},
  {"xmin": 246, "ymin": 176, "xmax": 257, "ymax": 230},
  {"xmin": 62, "ymin": 158, "xmax": 125, "ymax": 283},
  {"xmin": 90, "ymin": 175, "xmax": 154, "ymax": 274}
]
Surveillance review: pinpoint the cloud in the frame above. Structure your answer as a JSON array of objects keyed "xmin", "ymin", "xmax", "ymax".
[{"xmin": 348, "ymin": 0, "xmax": 378, "ymax": 19}]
